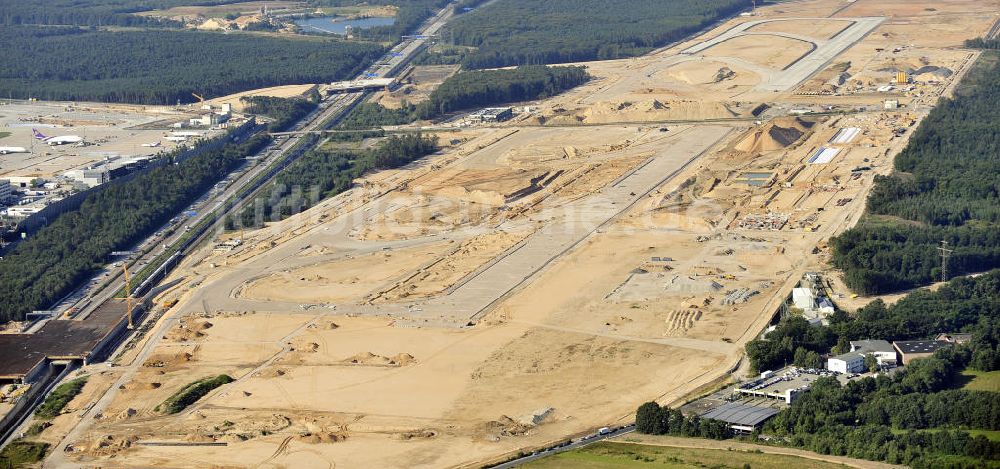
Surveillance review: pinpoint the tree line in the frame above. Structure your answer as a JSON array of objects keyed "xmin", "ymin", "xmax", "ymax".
[
  {"xmin": 0, "ymin": 26, "xmax": 383, "ymax": 105},
  {"xmin": 241, "ymin": 95, "xmax": 319, "ymax": 132},
  {"xmin": 338, "ymin": 65, "xmax": 590, "ymax": 128},
  {"xmin": 745, "ymin": 270, "xmax": 1000, "ymax": 374},
  {"xmin": 231, "ymin": 133, "xmax": 438, "ymax": 228},
  {"xmin": 831, "ymin": 53, "xmax": 1000, "ymax": 294},
  {"xmin": 444, "ymin": 0, "xmax": 745, "ymax": 69},
  {"xmin": 0, "ymin": 135, "xmax": 270, "ymax": 323},
  {"xmin": 635, "ymin": 402, "xmax": 731, "ymax": 440}
]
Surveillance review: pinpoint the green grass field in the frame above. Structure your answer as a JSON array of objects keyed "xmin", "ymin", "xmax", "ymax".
[
  {"xmin": 0, "ymin": 131, "xmax": 11, "ymax": 140},
  {"xmin": 523, "ymin": 442, "xmax": 850, "ymax": 469},
  {"xmin": 959, "ymin": 369, "xmax": 1000, "ymax": 393}
]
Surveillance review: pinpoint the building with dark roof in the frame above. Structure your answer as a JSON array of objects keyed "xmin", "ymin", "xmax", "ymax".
[
  {"xmin": 936, "ymin": 333, "xmax": 973, "ymax": 344},
  {"xmin": 699, "ymin": 402, "xmax": 780, "ymax": 433},
  {"xmin": 893, "ymin": 340, "xmax": 952, "ymax": 365}
]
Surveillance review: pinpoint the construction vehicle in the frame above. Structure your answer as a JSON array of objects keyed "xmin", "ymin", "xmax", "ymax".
[
  {"xmin": 192, "ymin": 93, "xmax": 205, "ymax": 104},
  {"xmin": 114, "ymin": 265, "xmax": 137, "ymax": 329}
]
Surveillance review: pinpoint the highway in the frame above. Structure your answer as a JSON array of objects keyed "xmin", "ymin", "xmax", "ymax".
[
  {"xmin": 489, "ymin": 425, "xmax": 636, "ymax": 468},
  {"xmin": 36, "ymin": 3, "xmax": 461, "ymax": 464},
  {"xmin": 47, "ymin": 2, "xmax": 456, "ymax": 326}
]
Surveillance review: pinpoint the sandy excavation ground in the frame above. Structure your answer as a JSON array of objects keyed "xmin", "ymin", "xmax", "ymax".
[{"xmin": 37, "ymin": 0, "xmax": 1000, "ymax": 468}]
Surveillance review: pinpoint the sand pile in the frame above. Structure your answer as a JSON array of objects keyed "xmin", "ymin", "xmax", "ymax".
[
  {"xmin": 297, "ymin": 432, "xmax": 346, "ymax": 444},
  {"xmin": 395, "ymin": 429, "xmax": 438, "ymax": 440},
  {"xmin": 165, "ymin": 320, "xmax": 212, "ymax": 342},
  {"xmin": 713, "ymin": 67, "xmax": 736, "ymax": 83},
  {"xmin": 479, "ymin": 416, "xmax": 534, "ymax": 441},
  {"xmin": 122, "ymin": 381, "xmax": 161, "ymax": 391},
  {"xmin": 734, "ymin": 118, "xmax": 811, "ymax": 153},
  {"xmin": 143, "ymin": 352, "xmax": 192, "ymax": 368},
  {"xmin": 573, "ymin": 99, "xmax": 736, "ymax": 123},
  {"xmin": 115, "ymin": 408, "xmax": 137, "ymax": 420},
  {"xmin": 343, "ymin": 352, "xmax": 416, "ymax": 367}
]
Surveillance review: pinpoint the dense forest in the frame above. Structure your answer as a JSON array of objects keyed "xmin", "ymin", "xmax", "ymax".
[
  {"xmin": 831, "ymin": 53, "xmax": 1000, "ymax": 294},
  {"xmin": 338, "ymin": 65, "xmax": 590, "ymax": 128},
  {"xmin": 0, "ymin": 0, "xmax": 207, "ymax": 27},
  {"xmin": 0, "ymin": 26, "xmax": 382, "ymax": 105},
  {"xmin": 444, "ymin": 0, "xmax": 745, "ymax": 69},
  {"xmin": 0, "ymin": 135, "xmax": 270, "ymax": 323},
  {"xmin": 232, "ymin": 133, "xmax": 438, "ymax": 228},
  {"xmin": 746, "ymin": 271, "xmax": 1000, "ymax": 374},
  {"xmin": 241, "ymin": 95, "xmax": 319, "ymax": 132}
]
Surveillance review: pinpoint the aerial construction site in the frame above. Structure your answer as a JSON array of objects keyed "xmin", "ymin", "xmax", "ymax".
[{"xmin": 17, "ymin": 0, "xmax": 999, "ymax": 467}]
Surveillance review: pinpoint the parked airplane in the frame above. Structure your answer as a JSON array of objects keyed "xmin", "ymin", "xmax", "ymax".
[
  {"xmin": 0, "ymin": 146, "xmax": 28, "ymax": 155},
  {"xmin": 32, "ymin": 129, "xmax": 84, "ymax": 146},
  {"xmin": 141, "ymin": 142, "xmax": 161, "ymax": 148}
]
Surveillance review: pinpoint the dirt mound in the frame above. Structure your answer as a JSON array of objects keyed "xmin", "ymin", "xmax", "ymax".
[
  {"xmin": 143, "ymin": 352, "xmax": 192, "ymax": 368},
  {"xmin": 573, "ymin": 99, "xmax": 736, "ymax": 123},
  {"xmin": 712, "ymin": 67, "xmax": 736, "ymax": 83},
  {"xmin": 395, "ymin": 429, "xmax": 438, "ymax": 440},
  {"xmin": 478, "ymin": 415, "xmax": 534, "ymax": 441},
  {"xmin": 115, "ymin": 408, "xmax": 137, "ymax": 420},
  {"xmin": 297, "ymin": 432, "xmax": 346, "ymax": 444},
  {"xmin": 342, "ymin": 352, "xmax": 416, "ymax": 367},
  {"xmin": 734, "ymin": 118, "xmax": 810, "ymax": 153},
  {"xmin": 122, "ymin": 381, "xmax": 161, "ymax": 391},
  {"xmin": 258, "ymin": 368, "xmax": 287, "ymax": 379},
  {"xmin": 165, "ymin": 320, "xmax": 212, "ymax": 342}
]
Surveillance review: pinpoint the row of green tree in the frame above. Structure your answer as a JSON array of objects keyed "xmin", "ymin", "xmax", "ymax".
[
  {"xmin": 444, "ymin": 0, "xmax": 745, "ymax": 69},
  {"xmin": 762, "ymin": 348, "xmax": 1000, "ymax": 468},
  {"xmin": 965, "ymin": 38, "xmax": 1000, "ymax": 49},
  {"xmin": 831, "ymin": 52, "xmax": 1000, "ymax": 294},
  {"xmin": 338, "ymin": 65, "xmax": 590, "ymax": 128},
  {"xmin": 230, "ymin": 133, "xmax": 438, "ymax": 228},
  {"xmin": 0, "ymin": 135, "xmax": 270, "ymax": 323},
  {"xmin": 241, "ymin": 95, "xmax": 319, "ymax": 132},
  {"xmin": 0, "ymin": 26, "xmax": 383, "ymax": 105},
  {"xmin": 635, "ymin": 402, "xmax": 731, "ymax": 440},
  {"xmin": 746, "ymin": 271, "xmax": 1000, "ymax": 374}
]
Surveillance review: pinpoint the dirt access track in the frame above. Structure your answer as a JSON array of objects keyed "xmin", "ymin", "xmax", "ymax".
[{"xmin": 41, "ymin": 0, "xmax": 1000, "ymax": 468}]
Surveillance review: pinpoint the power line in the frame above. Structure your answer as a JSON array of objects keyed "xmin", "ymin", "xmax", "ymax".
[{"xmin": 937, "ymin": 240, "xmax": 953, "ymax": 283}]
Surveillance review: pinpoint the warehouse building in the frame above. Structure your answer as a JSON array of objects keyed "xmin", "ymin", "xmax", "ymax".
[
  {"xmin": 699, "ymin": 402, "xmax": 780, "ymax": 433},
  {"xmin": 850, "ymin": 339, "xmax": 897, "ymax": 365},
  {"xmin": 893, "ymin": 340, "xmax": 952, "ymax": 365},
  {"xmin": 827, "ymin": 352, "xmax": 866, "ymax": 374}
]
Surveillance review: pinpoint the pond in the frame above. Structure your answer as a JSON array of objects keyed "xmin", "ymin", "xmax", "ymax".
[{"xmin": 293, "ymin": 15, "xmax": 395, "ymax": 35}]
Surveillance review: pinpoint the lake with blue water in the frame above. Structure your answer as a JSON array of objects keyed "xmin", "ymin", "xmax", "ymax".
[{"xmin": 293, "ymin": 16, "xmax": 395, "ymax": 35}]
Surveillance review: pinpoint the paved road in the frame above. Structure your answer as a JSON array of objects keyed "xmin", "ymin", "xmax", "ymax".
[
  {"xmin": 489, "ymin": 425, "xmax": 636, "ymax": 469},
  {"xmin": 681, "ymin": 16, "xmax": 885, "ymax": 91},
  {"xmin": 180, "ymin": 125, "xmax": 734, "ymax": 328}
]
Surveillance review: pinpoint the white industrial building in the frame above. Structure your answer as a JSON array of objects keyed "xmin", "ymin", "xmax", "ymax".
[
  {"xmin": 850, "ymin": 339, "xmax": 897, "ymax": 365},
  {"xmin": 827, "ymin": 352, "xmax": 866, "ymax": 374}
]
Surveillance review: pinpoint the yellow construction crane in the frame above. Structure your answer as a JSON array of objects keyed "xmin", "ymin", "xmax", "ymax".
[
  {"xmin": 115, "ymin": 264, "xmax": 137, "ymax": 330},
  {"xmin": 192, "ymin": 92, "xmax": 205, "ymax": 103}
]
